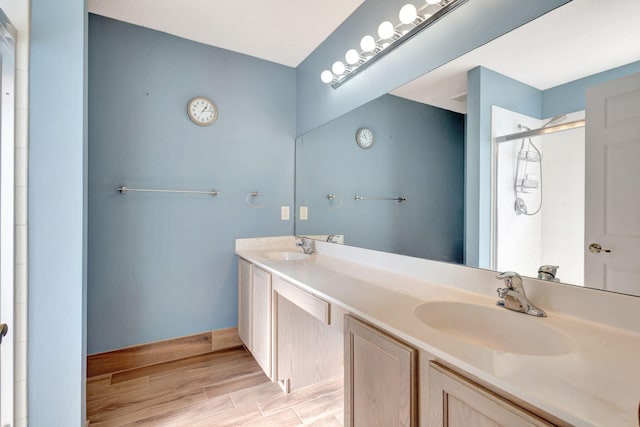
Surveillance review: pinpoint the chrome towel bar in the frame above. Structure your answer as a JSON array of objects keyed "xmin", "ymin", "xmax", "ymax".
[
  {"xmin": 354, "ymin": 195, "xmax": 406, "ymax": 202},
  {"xmin": 117, "ymin": 186, "xmax": 219, "ymax": 196}
]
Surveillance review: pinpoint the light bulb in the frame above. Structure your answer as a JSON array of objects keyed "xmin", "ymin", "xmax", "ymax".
[
  {"xmin": 377, "ymin": 21, "xmax": 395, "ymax": 40},
  {"xmin": 345, "ymin": 49, "xmax": 360, "ymax": 65},
  {"xmin": 332, "ymin": 61, "xmax": 345, "ymax": 75},
  {"xmin": 399, "ymin": 4, "xmax": 418, "ymax": 24},
  {"xmin": 360, "ymin": 35, "xmax": 376, "ymax": 52},
  {"xmin": 426, "ymin": 0, "xmax": 440, "ymax": 4},
  {"xmin": 320, "ymin": 70, "xmax": 334, "ymax": 84}
]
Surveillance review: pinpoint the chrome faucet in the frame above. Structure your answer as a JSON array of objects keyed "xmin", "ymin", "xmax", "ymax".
[
  {"xmin": 296, "ymin": 237, "xmax": 315, "ymax": 255},
  {"xmin": 326, "ymin": 234, "xmax": 340, "ymax": 244},
  {"xmin": 537, "ymin": 265, "xmax": 560, "ymax": 282},
  {"xmin": 496, "ymin": 271, "xmax": 546, "ymax": 317}
]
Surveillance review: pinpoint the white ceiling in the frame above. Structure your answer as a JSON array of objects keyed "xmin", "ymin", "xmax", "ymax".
[
  {"xmin": 391, "ymin": 0, "xmax": 640, "ymax": 113},
  {"xmin": 89, "ymin": 0, "xmax": 640, "ymax": 110},
  {"xmin": 88, "ymin": 0, "xmax": 364, "ymax": 68}
]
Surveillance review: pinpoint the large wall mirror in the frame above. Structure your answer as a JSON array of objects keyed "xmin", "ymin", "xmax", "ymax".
[{"xmin": 295, "ymin": 0, "xmax": 640, "ymax": 297}]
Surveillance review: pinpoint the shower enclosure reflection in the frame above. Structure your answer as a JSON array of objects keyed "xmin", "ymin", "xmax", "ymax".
[
  {"xmin": 493, "ymin": 108, "xmax": 585, "ymax": 286},
  {"xmin": 512, "ymin": 115, "xmax": 567, "ymax": 216}
]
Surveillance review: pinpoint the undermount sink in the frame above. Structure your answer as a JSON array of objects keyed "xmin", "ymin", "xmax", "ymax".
[
  {"xmin": 413, "ymin": 301, "xmax": 574, "ymax": 356},
  {"xmin": 263, "ymin": 251, "xmax": 311, "ymax": 261}
]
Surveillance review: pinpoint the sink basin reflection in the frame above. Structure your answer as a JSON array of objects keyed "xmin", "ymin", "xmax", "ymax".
[
  {"xmin": 263, "ymin": 251, "xmax": 311, "ymax": 261},
  {"xmin": 413, "ymin": 301, "xmax": 574, "ymax": 356}
]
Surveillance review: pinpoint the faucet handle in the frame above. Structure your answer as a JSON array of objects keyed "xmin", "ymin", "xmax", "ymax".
[
  {"xmin": 295, "ymin": 236, "xmax": 315, "ymax": 255},
  {"xmin": 496, "ymin": 271, "xmax": 520, "ymax": 280},
  {"xmin": 495, "ymin": 271, "xmax": 523, "ymax": 291}
]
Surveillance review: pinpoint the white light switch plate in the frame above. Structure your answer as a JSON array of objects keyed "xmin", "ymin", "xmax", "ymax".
[
  {"xmin": 281, "ymin": 206, "xmax": 290, "ymax": 221},
  {"xmin": 300, "ymin": 206, "xmax": 308, "ymax": 220}
]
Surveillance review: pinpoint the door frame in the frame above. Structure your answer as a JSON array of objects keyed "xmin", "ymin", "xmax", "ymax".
[{"xmin": 0, "ymin": 8, "xmax": 16, "ymax": 426}]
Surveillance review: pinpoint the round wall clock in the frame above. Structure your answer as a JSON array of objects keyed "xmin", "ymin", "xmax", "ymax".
[
  {"xmin": 356, "ymin": 127, "xmax": 374, "ymax": 149},
  {"xmin": 187, "ymin": 96, "xmax": 218, "ymax": 126}
]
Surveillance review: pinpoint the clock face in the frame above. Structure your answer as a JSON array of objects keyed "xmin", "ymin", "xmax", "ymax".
[
  {"xmin": 356, "ymin": 128, "xmax": 374, "ymax": 149},
  {"xmin": 187, "ymin": 96, "xmax": 218, "ymax": 126}
]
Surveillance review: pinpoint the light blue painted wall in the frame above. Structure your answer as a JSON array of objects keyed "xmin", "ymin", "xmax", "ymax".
[
  {"xmin": 542, "ymin": 60, "xmax": 640, "ymax": 117},
  {"xmin": 88, "ymin": 15, "xmax": 295, "ymax": 353},
  {"xmin": 29, "ymin": 0, "xmax": 88, "ymax": 423},
  {"xmin": 465, "ymin": 66, "xmax": 542, "ymax": 268},
  {"xmin": 296, "ymin": 0, "xmax": 570, "ymax": 136},
  {"xmin": 296, "ymin": 95, "xmax": 465, "ymax": 262}
]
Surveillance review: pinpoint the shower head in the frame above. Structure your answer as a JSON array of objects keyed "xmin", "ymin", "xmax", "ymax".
[
  {"xmin": 515, "ymin": 197, "xmax": 528, "ymax": 215},
  {"xmin": 542, "ymin": 114, "xmax": 567, "ymax": 128}
]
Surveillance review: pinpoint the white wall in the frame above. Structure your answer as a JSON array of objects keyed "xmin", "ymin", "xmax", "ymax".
[
  {"xmin": 493, "ymin": 107, "xmax": 585, "ymax": 285},
  {"xmin": 540, "ymin": 111, "xmax": 585, "ymax": 285},
  {"xmin": 0, "ymin": 1, "xmax": 29, "ymax": 426},
  {"xmin": 493, "ymin": 106, "xmax": 543, "ymax": 275}
]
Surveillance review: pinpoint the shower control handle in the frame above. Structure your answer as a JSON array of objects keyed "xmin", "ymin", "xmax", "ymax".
[
  {"xmin": 588, "ymin": 243, "xmax": 611, "ymax": 254},
  {"xmin": 0, "ymin": 323, "xmax": 7, "ymax": 345}
]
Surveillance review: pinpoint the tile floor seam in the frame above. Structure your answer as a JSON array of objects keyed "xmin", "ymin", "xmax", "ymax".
[
  {"xmin": 229, "ymin": 393, "xmax": 240, "ymax": 409},
  {"xmin": 291, "ymin": 406, "xmax": 305, "ymax": 425}
]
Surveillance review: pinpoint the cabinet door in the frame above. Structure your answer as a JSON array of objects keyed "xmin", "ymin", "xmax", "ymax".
[
  {"xmin": 237, "ymin": 258, "xmax": 252, "ymax": 349},
  {"xmin": 251, "ymin": 266, "xmax": 272, "ymax": 378},
  {"xmin": 273, "ymin": 276, "xmax": 343, "ymax": 391},
  {"xmin": 345, "ymin": 315, "xmax": 417, "ymax": 427},
  {"xmin": 427, "ymin": 363, "xmax": 554, "ymax": 427}
]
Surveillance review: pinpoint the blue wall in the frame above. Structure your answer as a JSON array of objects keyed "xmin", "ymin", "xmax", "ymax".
[
  {"xmin": 29, "ymin": 0, "xmax": 87, "ymax": 423},
  {"xmin": 542, "ymin": 60, "xmax": 640, "ymax": 117},
  {"xmin": 296, "ymin": 0, "xmax": 570, "ymax": 135},
  {"xmin": 88, "ymin": 15, "xmax": 295, "ymax": 353},
  {"xmin": 296, "ymin": 95, "xmax": 464, "ymax": 262}
]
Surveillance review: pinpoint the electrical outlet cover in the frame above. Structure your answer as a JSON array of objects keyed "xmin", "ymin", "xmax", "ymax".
[{"xmin": 281, "ymin": 206, "xmax": 290, "ymax": 221}]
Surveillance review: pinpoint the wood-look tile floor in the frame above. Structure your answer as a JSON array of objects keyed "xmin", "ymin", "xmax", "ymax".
[{"xmin": 87, "ymin": 346, "xmax": 344, "ymax": 426}]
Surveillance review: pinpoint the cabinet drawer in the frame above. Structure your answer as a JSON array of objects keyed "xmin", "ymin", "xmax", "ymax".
[{"xmin": 273, "ymin": 276, "xmax": 330, "ymax": 325}]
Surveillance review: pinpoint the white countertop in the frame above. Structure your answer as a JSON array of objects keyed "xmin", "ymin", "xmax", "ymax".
[{"xmin": 236, "ymin": 241, "xmax": 640, "ymax": 427}]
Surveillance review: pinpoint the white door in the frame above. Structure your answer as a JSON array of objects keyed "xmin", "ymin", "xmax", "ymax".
[
  {"xmin": 0, "ymin": 8, "xmax": 16, "ymax": 425},
  {"xmin": 585, "ymin": 72, "xmax": 640, "ymax": 295}
]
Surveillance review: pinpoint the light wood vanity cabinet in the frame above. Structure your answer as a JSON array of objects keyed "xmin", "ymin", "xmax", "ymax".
[
  {"xmin": 239, "ymin": 258, "xmax": 564, "ymax": 426},
  {"xmin": 238, "ymin": 258, "xmax": 342, "ymax": 389},
  {"xmin": 344, "ymin": 315, "xmax": 418, "ymax": 427},
  {"xmin": 237, "ymin": 259, "xmax": 272, "ymax": 379},
  {"xmin": 426, "ymin": 363, "xmax": 554, "ymax": 427},
  {"xmin": 343, "ymin": 316, "xmax": 557, "ymax": 427},
  {"xmin": 273, "ymin": 275, "xmax": 343, "ymax": 391}
]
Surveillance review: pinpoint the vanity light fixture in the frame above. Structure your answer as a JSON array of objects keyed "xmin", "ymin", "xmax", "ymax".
[{"xmin": 320, "ymin": 0, "xmax": 468, "ymax": 89}]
